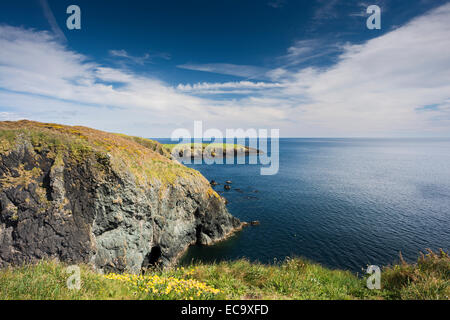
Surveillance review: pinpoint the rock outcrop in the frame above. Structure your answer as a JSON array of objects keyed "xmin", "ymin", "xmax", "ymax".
[
  {"xmin": 0, "ymin": 121, "xmax": 242, "ymax": 273},
  {"xmin": 166, "ymin": 143, "xmax": 262, "ymax": 161}
]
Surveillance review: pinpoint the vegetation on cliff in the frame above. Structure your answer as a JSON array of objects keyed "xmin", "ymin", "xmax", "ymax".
[
  {"xmin": 0, "ymin": 250, "xmax": 447, "ymax": 300},
  {"xmin": 0, "ymin": 120, "xmax": 204, "ymax": 186}
]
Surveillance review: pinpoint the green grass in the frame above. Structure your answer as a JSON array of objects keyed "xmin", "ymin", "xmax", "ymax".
[
  {"xmin": 381, "ymin": 249, "xmax": 450, "ymax": 300},
  {"xmin": 1, "ymin": 250, "xmax": 448, "ymax": 300},
  {"xmin": 0, "ymin": 261, "xmax": 135, "ymax": 300}
]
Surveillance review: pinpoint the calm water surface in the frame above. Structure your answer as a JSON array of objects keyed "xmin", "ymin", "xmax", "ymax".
[{"xmin": 155, "ymin": 138, "xmax": 450, "ymax": 272}]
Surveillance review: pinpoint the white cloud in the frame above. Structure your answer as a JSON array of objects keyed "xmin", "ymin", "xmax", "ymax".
[
  {"xmin": 0, "ymin": 26, "xmax": 285, "ymax": 136},
  {"xmin": 177, "ymin": 81, "xmax": 284, "ymax": 94},
  {"xmin": 0, "ymin": 3, "xmax": 450, "ymax": 137},
  {"xmin": 0, "ymin": 111, "xmax": 23, "ymax": 121},
  {"xmin": 278, "ymin": 3, "xmax": 450, "ymax": 136}
]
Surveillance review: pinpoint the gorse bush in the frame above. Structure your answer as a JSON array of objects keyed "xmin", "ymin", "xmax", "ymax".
[{"xmin": 103, "ymin": 271, "xmax": 223, "ymax": 300}]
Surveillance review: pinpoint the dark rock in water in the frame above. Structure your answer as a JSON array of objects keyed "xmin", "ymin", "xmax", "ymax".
[
  {"xmin": 250, "ymin": 221, "xmax": 260, "ymax": 226},
  {"xmin": 225, "ymin": 180, "xmax": 232, "ymax": 184},
  {"xmin": 235, "ymin": 188, "xmax": 244, "ymax": 193},
  {"xmin": 210, "ymin": 180, "xmax": 218, "ymax": 186},
  {"xmin": 0, "ymin": 120, "xmax": 244, "ymax": 273},
  {"xmin": 224, "ymin": 185, "xmax": 231, "ymax": 191}
]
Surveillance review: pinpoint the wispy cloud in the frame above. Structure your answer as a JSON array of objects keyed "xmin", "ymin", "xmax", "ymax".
[
  {"xmin": 349, "ymin": 1, "xmax": 388, "ymax": 17},
  {"xmin": 268, "ymin": 0, "xmax": 286, "ymax": 9},
  {"xmin": 280, "ymin": 39, "xmax": 343, "ymax": 67},
  {"xmin": 313, "ymin": 0, "xmax": 340, "ymax": 21},
  {"xmin": 109, "ymin": 50, "xmax": 150, "ymax": 65},
  {"xmin": 38, "ymin": 0, "xmax": 67, "ymax": 42},
  {"xmin": 0, "ymin": 111, "xmax": 23, "ymax": 121},
  {"xmin": 109, "ymin": 49, "xmax": 170, "ymax": 65},
  {"xmin": 309, "ymin": 0, "xmax": 389, "ymax": 30},
  {"xmin": 177, "ymin": 63, "xmax": 269, "ymax": 80}
]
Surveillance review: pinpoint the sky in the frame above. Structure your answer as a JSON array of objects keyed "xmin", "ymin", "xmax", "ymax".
[{"xmin": 0, "ymin": 0, "xmax": 449, "ymax": 137}]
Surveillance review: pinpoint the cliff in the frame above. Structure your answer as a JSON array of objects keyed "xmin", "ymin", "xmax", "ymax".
[{"xmin": 0, "ymin": 120, "xmax": 242, "ymax": 273}]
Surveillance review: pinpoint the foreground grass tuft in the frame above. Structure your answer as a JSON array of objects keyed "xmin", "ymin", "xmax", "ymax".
[
  {"xmin": 0, "ymin": 261, "xmax": 135, "ymax": 300},
  {"xmin": 381, "ymin": 249, "xmax": 449, "ymax": 300},
  {"xmin": 0, "ymin": 251, "xmax": 448, "ymax": 300}
]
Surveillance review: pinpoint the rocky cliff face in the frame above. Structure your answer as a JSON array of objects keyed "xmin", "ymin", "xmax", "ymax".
[{"xmin": 0, "ymin": 121, "xmax": 242, "ymax": 273}]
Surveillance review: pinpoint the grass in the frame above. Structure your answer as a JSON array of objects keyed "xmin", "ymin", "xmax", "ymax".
[
  {"xmin": 0, "ymin": 250, "xmax": 447, "ymax": 300},
  {"xmin": 0, "ymin": 261, "xmax": 134, "ymax": 300},
  {"xmin": 381, "ymin": 249, "xmax": 449, "ymax": 300}
]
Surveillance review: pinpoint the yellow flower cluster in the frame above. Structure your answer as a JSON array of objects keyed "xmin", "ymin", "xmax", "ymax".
[{"xmin": 103, "ymin": 272, "xmax": 221, "ymax": 300}]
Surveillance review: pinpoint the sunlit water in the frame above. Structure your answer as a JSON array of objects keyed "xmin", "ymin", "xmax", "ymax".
[{"xmin": 155, "ymin": 138, "xmax": 450, "ymax": 272}]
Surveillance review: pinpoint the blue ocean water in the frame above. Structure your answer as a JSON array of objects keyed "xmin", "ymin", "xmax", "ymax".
[{"xmin": 155, "ymin": 138, "xmax": 450, "ymax": 272}]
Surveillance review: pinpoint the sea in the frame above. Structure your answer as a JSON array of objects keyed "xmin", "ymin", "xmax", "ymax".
[{"xmin": 154, "ymin": 138, "xmax": 450, "ymax": 273}]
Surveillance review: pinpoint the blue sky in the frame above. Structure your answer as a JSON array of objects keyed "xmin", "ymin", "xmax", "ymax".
[{"xmin": 0, "ymin": 0, "xmax": 449, "ymax": 137}]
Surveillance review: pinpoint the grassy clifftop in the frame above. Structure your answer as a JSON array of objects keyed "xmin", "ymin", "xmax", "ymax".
[
  {"xmin": 0, "ymin": 250, "xmax": 447, "ymax": 300},
  {"xmin": 0, "ymin": 120, "xmax": 204, "ymax": 187}
]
